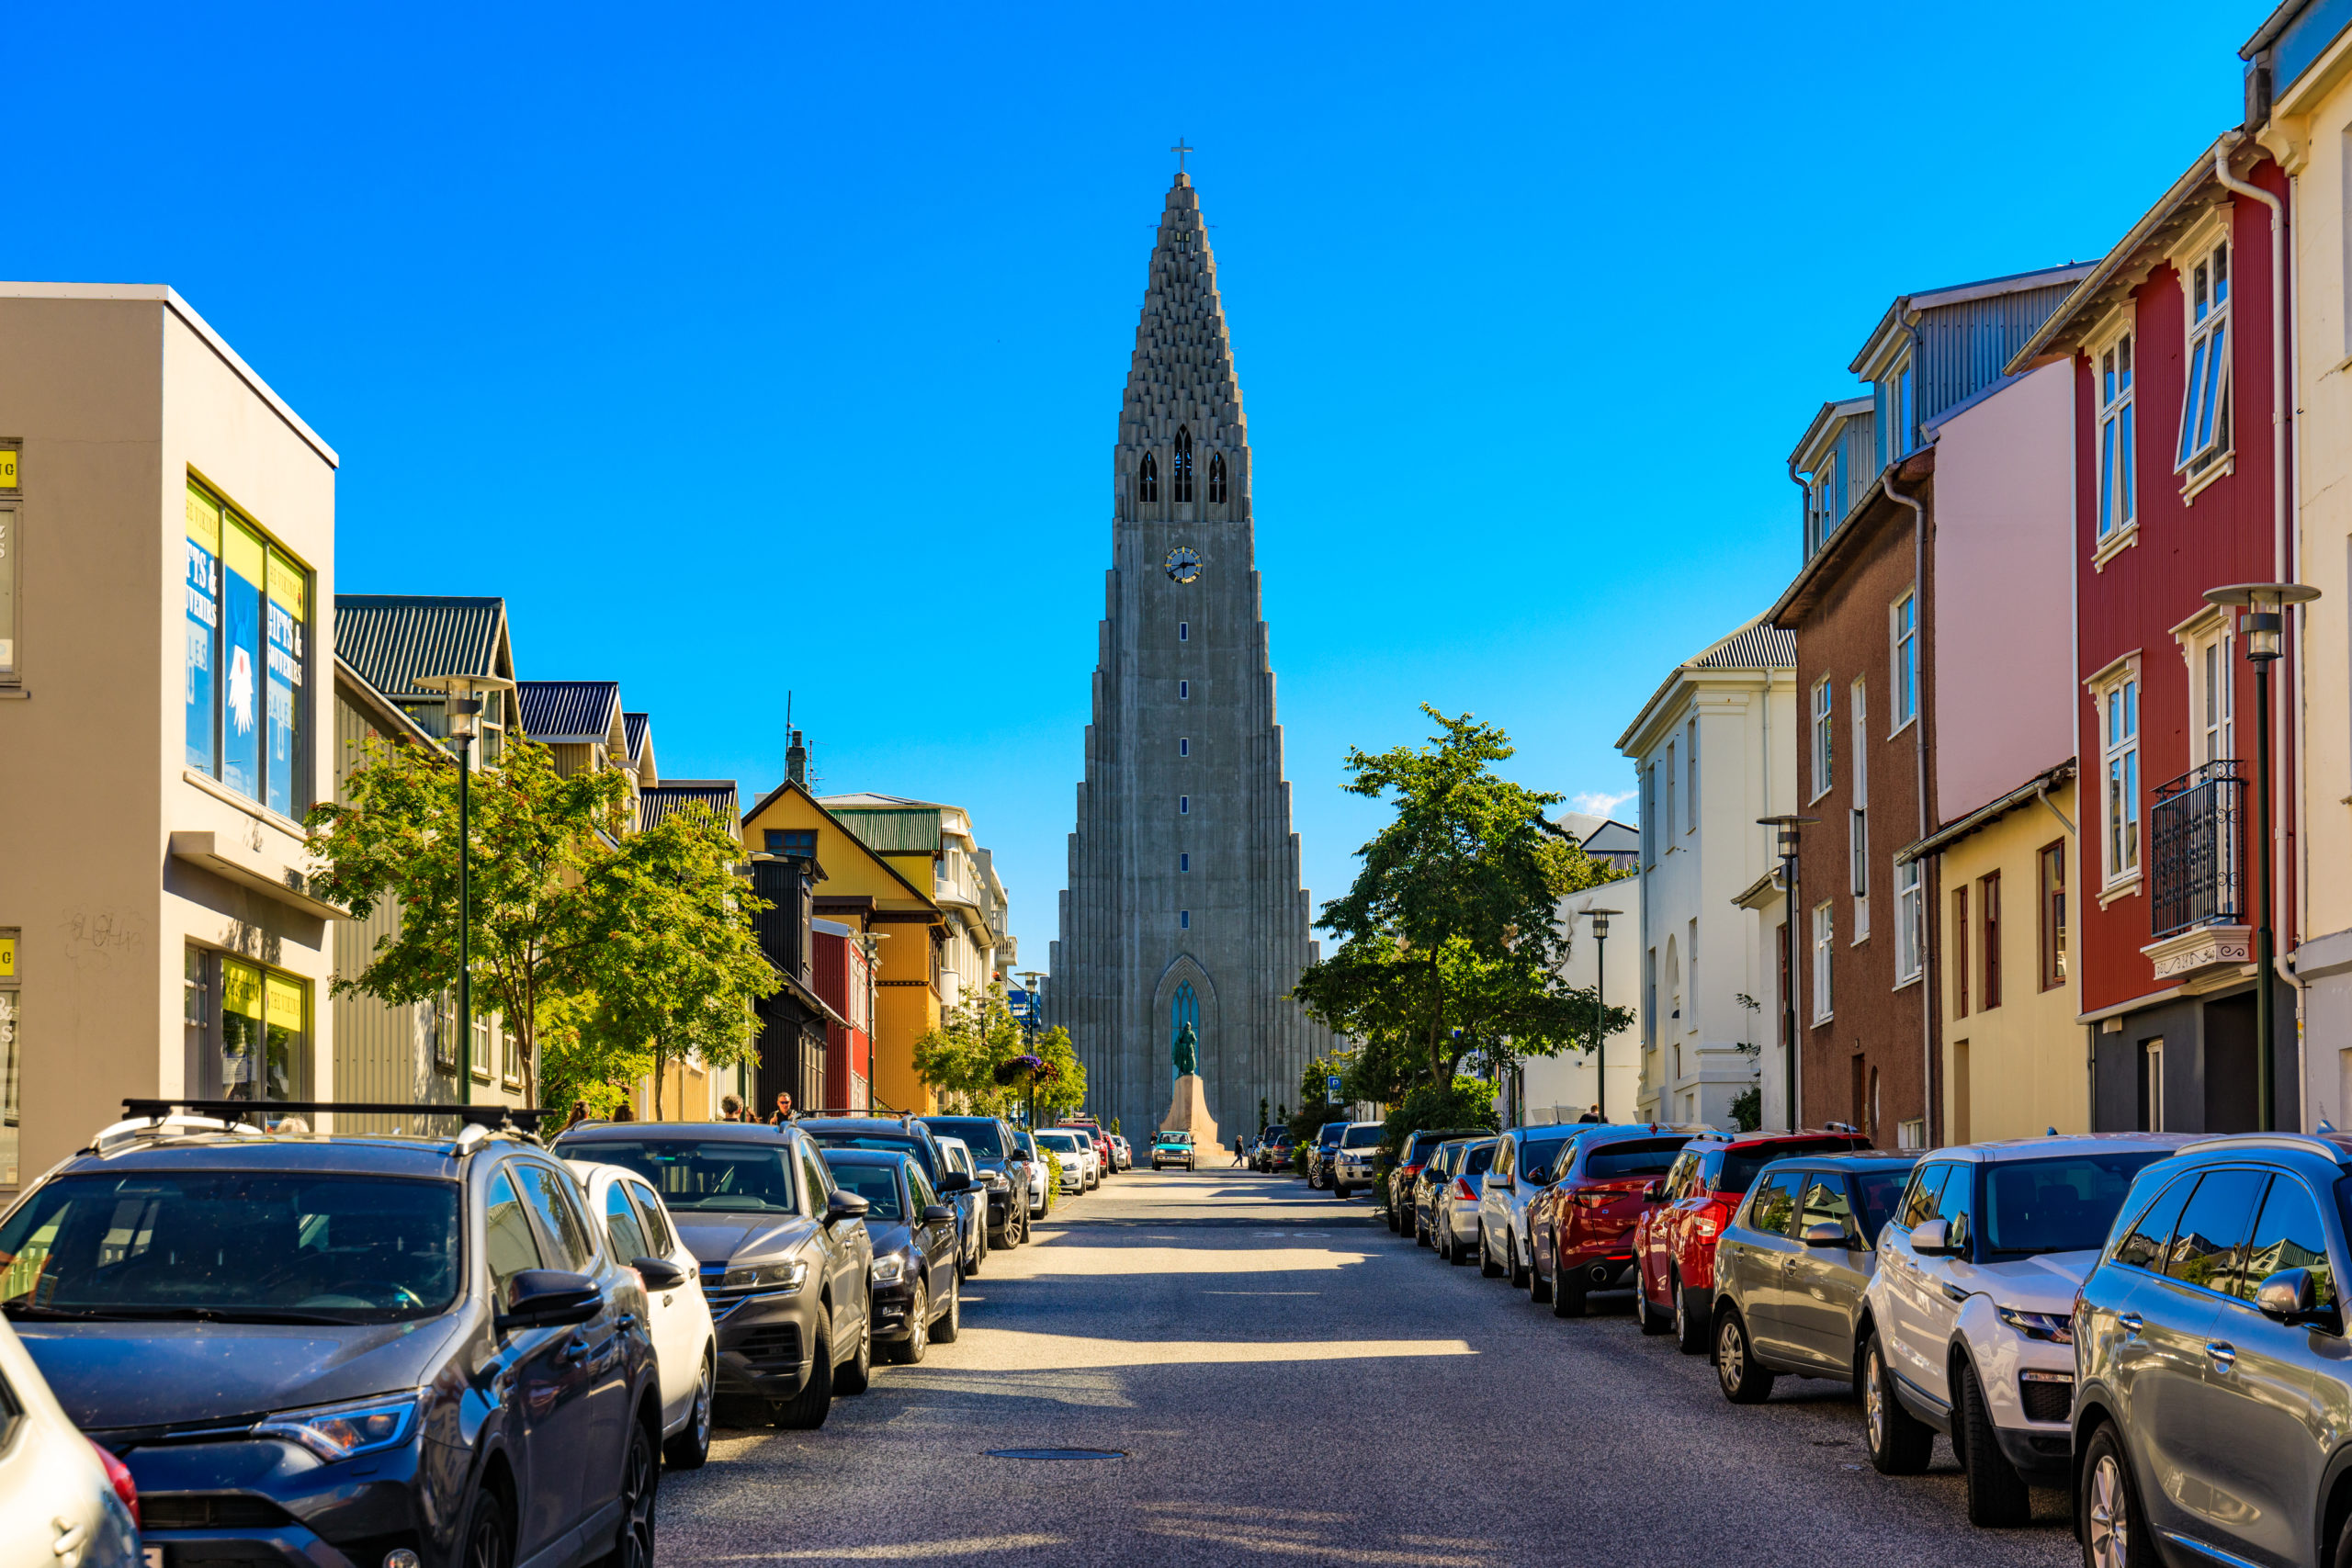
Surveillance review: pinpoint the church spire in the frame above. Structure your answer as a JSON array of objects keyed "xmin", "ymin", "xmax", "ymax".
[{"xmin": 1117, "ymin": 175, "xmax": 1247, "ymax": 522}]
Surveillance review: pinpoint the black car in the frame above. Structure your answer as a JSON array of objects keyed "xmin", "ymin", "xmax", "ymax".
[
  {"xmin": 1385, "ymin": 1127, "xmax": 1487, "ymax": 1234},
  {"xmin": 2, "ymin": 1113, "xmax": 664, "ymax": 1568},
  {"xmin": 551, "ymin": 1120, "xmax": 875, "ymax": 1430},
  {"xmin": 819, "ymin": 1148, "xmax": 964, "ymax": 1363},
  {"xmin": 918, "ymin": 1115, "xmax": 1030, "ymax": 1247}
]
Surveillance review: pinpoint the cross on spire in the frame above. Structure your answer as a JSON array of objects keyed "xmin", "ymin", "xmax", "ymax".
[{"xmin": 1170, "ymin": 138, "xmax": 1193, "ymax": 173}]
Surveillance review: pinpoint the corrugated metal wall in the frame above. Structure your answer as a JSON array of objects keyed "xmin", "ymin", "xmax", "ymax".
[{"xmin": 1919, "ymin": 283, "xmax": 2079, "ymax": 428}]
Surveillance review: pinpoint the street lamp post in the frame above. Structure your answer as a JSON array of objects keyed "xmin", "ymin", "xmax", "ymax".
[
  {"xmin": 1580, "ymin": 908, "xmax": 1621, "ymax": 1122},
  {"xmin": 1758, "ymin": 815, "xmax": 1819, "ymax": 1134},
  {"xmin": 414, "ymin": 673, "xmax": 514, "ymax": 1106},
  {"xmin": 2202, "ymin": 583, "xmax": 2320, "ymax": 1132}
]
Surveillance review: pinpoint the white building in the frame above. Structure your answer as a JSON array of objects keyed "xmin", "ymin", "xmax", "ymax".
[
  {"xmin": 1520, "ymin": 812, "xmax": 1644, "ymax": 1124},
  {"xmin": 1616, "ymin": 616, "xmax": 1798, "ymax": 1129}
]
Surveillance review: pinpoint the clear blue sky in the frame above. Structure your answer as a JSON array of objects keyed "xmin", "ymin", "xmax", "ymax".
[{"xmin": 13, "ymin": 1, "xmax": 2267, "ymax": 971}]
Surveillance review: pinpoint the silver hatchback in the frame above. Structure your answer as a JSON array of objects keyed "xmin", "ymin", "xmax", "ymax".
[{"xmin": 1432, "ymin": 1138, "xmax": 1498, "ymax": 1266}]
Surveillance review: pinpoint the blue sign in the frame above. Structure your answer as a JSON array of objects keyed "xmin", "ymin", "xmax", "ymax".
[{"xmin": 1326, "ymin": 1074, "xmax": 1342, "ymax": 1101}]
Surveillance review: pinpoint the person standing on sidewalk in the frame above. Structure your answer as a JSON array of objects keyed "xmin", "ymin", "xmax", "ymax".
[{"xmin": 1232, "ymin": 1135, "xmax": 1246, "ymax": 1167}]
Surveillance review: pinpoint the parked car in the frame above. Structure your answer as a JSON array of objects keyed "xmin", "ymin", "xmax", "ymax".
[
  {"xmin": 1329, "ymin": 1122, "xmax": 1387, "ymax": 1198},
  {"xmin": 1110, "ymin": 1134, "xmax": 1134, "ymax": 1172},
  {"xmin": 0, "ymin": 1313, "xmax": 141, "ymax": 1568},
  {"xmin": 554, "ymin": 1118, "xmax": 876, "ymax": 1429},
  {"xmin": 1385, "ymin": 1127, "xmax": 1487, "ymax": 1235},
  {"xmin": 10, "ymin": 1111, "xmax": 667, "ymax": 1568},
  {"xmin": 1032, "ymin": 1128, "xmax": 1091, "ymax": 1191},
  {"xmin": 1478, "ymin": 1123, "xmax": 1602, "ymax": 1284},
  {"xmin": 1012, "ymin": 1130, "xmax": 1052, "ymax": 1215},
  {"xmin": 1524, "ymin": 1126, "xmax": 1693, "ymax": 1314},
  {"xmin": 1634, "ymin": 1129, "xmax": 1872, "ymax": 1350},
  {"xmin": 1153, "ymin": 1131, "xmax": 1197, "ymax": 1169},
  {"xmin": 1860, "ymin": 1133, "xmax": 2186, "ymax": 1526},
  {"xmin": 1411, "ymin": 1140, "xmax": 1473, "ymax": 1247},
  {"xmin": 819, "ymin": 1147, "xmax": 964, "ymax": 1364},
  {"xmin": 1431, "ymin": 1138, "xmax": 1500, "ymax": 1264},
  {"xmin": 798, "ymin": 1112, "xmax": 956, "ymax": 1195},
  {"xmin": 1053, "ymin": 1125, "xmax": 1103, "ymax": 1188},
  {"xmin": 932, "ymin": 1135, "xmax": 990, "ymax": 1276},
  {"xmin": 919, "ymin": 1114, "xmax": 1030, "ymax": 1247},
  {"xmin": 1064, "ymin": 1122, "xmax": 1114, "ymax": 1179},
  {"xmin": 1706, "ymin": 1152, "xmax": 1917, "ymax": 1405},
  {"xmin": 2073, "ymin": 1131, "xmax": 2352, "ymax": 1568},
  {"xmin": 565, "ymin": 1157, "xmax": 720, "ymax": 1468},
  {"xmin": 1305, "ymin": 1121, "xmax": 1351, "ymax": 1190},
  {"xmin": 1254, "ymin": 1127, "xmax": 1295, "ymax": 1172}
]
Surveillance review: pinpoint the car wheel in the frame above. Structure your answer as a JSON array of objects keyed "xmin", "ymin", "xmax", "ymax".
[
  {"xmin": 1507, "ymin": 1235, "xmax": 1530, "ymax": 1290},
  {"xmin": 1673, "ymin": 1276, "xmax": 1707, "ymax": 1355},
  {"xmin": 772, "ymin": 1320, "xmax": 833, "ymax": 1429},
  {"xmin": 1552, "ymin": 1267, "xmax": 1588, "ymax": 1319},
  {"xmin": 1478, "ymin": 1229, "xmax": 1502, "ymax": 1278},
  {"xmin": 1862, "ymin": 1333, "xmax": 1933, "ymax": 1475},
  {"xmin": 459, "ymin": 1481, "xmax": 514, "ymax": 1568},
  {"xmin": 662, "ymin": 1348, "xmax": 714, "ymax": 1470},
  {"xmin": 1957, "ymin": 1360, "xmax": 2032, "ymax": 1527},
  {"xmin": 891, "ymin": 1282, "xmax": 930, "ymax": 1365},
  {"xmin": 598, "ymin": 1412, "xmax": 657, "ymax": 1568},
  {"xmin": 1415, "ymin": 1211, "xmax": 1431, "ymax": 1248},
  {"xmin": 2082, "ymin": 1423, "xmax": 2147, "ymax": 1568},
  {"xmin": 1636, "ymin": 1278, "xmax": 1671, "ymax": 1336},
  {"xmin": 1445, "ymin": 1226, "xmax": 1468, "ymax": 1266},
  {"xmin": 933, "ymin": 1269, "xmax": 963, "ymax": 1344},
  {"xmin": 967, "ymin": 1242, "xmax": 984, "ymax": 1277},
  {"xmin": 836, "ymin": 1316, "xmax": 873, "ymax": 1396},
  {"xmin": 1527, "ymin": 1245, "xmax": 1553, "ymax": 1304},
  {"xmin": 1715, "ymin": 1308, "xmax": 1775, "ymax": 1404}
]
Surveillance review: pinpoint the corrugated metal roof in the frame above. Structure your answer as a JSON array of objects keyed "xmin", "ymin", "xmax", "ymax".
[
  {"xmin": 334, "ymin": 596, "xmax": 509, "ymax": 700},
  {"xmin": 623, "ymin": 713, "xmax": 650, "ymax": 764},
  {"xmin": 823, "ymin": 806, "xmax": 944, "ymax": 855},
  {"xmin": 1690, "ymin": 622, "xmax": 1795, "ymax": 671},
  {"xmin": 639, "ymin": 781, "xmax": 738, "ymax": 832},
  {"xmin": 517, "ymin": 681, "xmax": 620, "ymax": 743}
]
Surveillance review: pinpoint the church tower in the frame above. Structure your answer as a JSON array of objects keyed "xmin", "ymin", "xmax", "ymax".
[{"xmin": 1046, "ymin": 171, "xmax": 1332, "ymax": 1143}]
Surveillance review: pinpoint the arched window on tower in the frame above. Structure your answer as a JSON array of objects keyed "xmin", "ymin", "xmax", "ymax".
[
  {"xmin": 1172, "ymin": 426, "xmax": 1194, "ymax": 503},
  {"xmin": 1137, "ymin": 452, "xmax": 1158, "ymax": 503},
  {"xmin": 1170, "ymin": 982, "xmax": 1200, "ymax": 1077},
  {"xmin": 1207, "ymin": 451, "xmax": 1227, "ymax": 504}
]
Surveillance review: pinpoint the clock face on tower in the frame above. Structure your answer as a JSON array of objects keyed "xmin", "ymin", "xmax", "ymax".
[{"xmin": 1165, "ymin": 546, "xmax": 1203, "ymax": 583}]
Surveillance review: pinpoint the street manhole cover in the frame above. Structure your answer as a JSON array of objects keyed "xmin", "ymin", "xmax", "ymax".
[{"xmin": 986, "ymin": 1448, "xmax": 1126, "ymax": 1461}]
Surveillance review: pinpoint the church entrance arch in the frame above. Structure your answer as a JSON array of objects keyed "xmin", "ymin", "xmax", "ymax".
[{"xmin": 1152, "ymin": 954, "xmax": 1220, "ymax": 1124}]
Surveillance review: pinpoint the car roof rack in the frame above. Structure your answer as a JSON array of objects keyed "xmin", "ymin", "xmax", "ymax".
[
  {"xmin": 2176, "ymin": 1131, "xmax": 2352, "ymax": 1164},
  {"xmin": 119, "ymin": 1099, "xmax": 549, "ymax": 1134}
]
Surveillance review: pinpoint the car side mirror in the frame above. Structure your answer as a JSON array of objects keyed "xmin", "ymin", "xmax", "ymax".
[
  {"xmin": 1801, "ymin": 1221, "xmax": 1852, "ymax": 1249},
  {"xmin": 938, "ymin": 1171, "xmax": 972, "ymax": 1192},
  {"xmin": 2254, "ymin": 1268, "xmax": 2337, "ymax": 1327},
  {"xmin": 922, "ymin": 1203, "xmax": 957, "ymax": 1224},
  {"xmin": 826, "ymin": 1190, "xmax": 872, "ymax": 1223},
  {"xmin": 1908, "ymin": 1218, "xmax": 1951, "ymax": 1257},
  {"xmin": 497, "ymin": 1269, "xmax": 602, "ymax": 1333},
  {"xmin": 1642, "ymin": 1180, "xmax": 1666, "ymax": 1202},
  {"xmin": 633, "ymin": 1256, "xmax": 687, "ymax": 1291}
]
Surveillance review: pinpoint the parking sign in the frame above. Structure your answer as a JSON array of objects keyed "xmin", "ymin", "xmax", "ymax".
[{"xmin": 1326, "ymin": 1074, "xmax": 1342, "ymax": 1101}]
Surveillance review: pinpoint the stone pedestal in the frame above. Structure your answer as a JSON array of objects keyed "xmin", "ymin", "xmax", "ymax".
[{"xmin": 1160, "ymin": 1073, "xmax": 1220, "ymax": 1155}]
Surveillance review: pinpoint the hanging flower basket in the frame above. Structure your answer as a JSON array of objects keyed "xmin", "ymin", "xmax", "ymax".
[{"xmin": 994, "ymin": 1054, "xmax": 1049, "ymax": 1087}]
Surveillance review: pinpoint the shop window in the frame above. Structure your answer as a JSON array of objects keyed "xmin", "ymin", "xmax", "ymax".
[
  {"xmin": 185, "ymin": 479, "xmax": 310, "ymax": 814},
  {"xmin": 186, "ymin": 947, "xmax": 311, "ymax": 1102}
]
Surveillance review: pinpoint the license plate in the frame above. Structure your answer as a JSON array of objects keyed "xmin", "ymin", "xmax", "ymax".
[{"xmin": 142, "ymin": 1549, "xmax": 165, "ymax": 1568}]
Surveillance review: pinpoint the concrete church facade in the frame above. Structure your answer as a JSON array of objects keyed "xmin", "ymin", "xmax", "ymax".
[{"xmin": 1047, "ymin": 172, "xmax": 1332, "ymax": 1142}]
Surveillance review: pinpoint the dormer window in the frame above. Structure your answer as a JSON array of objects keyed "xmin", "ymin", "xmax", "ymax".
[
  {"xmin": 1207, "ymin": 451, "xmax": 1227, "ymax": 503},
  {"xmin": 1137, "ymin": 452, "xmax": 1159, "ymax": 503},
  {"xmin": 2178, "ymin": 241, "xmax": 2231, "ymax": 476},
  {"xmin": 1173, "ymin": 426, "xmax": 1195, "ymax": 502}
]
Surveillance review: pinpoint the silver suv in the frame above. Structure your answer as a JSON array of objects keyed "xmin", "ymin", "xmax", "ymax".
[{"xmin": 2074, "ymin": 1133, "xmax": 2352, "ymax": 1568}]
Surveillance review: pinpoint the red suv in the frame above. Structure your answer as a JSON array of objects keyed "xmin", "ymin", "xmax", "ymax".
[
  {"xmin": 1526, "ymin": 1126, "xmax": 1701, "ymax": 1316},
  {"xmin": 1633, "ymin": 1128, "xmax": 1871, "ymax": 1351}
]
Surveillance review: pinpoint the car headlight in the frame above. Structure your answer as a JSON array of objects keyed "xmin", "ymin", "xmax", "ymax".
[
  {"xmin": 987, "ymin": 1172, "xmax": 1012, "ymax": 1191},
  {"xmin": 870, "ymin": 1256, "xmax": 905, "ymax": 1284},
  {"xmin": 720, "ymin": 1259, "xmax": 808, "ymax": 1293},
  {"xmin": 253, "ymin": 1390, "xmax": 426, "ymax": 1463},
  {"xmin": 1996, "ymin": 1306, "xmax": 2074, "ymax": 1345}
]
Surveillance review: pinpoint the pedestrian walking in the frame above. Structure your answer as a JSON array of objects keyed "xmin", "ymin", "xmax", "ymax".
[
  {"xmin": 719, "ymin": 1094, "xmax": 743, "ymax": 1122},
  {"xmin": 765, "ymin": 1090, "xmax": 797, "ymax": 1126},
  {"xmin": 1232, "ymin": 1136, "xmax": 1246, "ymax": 1167},
  {"xmin": 1577, "ymin": 1103, "xmax": 1605, "ymax": 1123}
]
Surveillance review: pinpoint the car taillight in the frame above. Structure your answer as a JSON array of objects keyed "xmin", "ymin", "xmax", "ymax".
[
  {"xmin": 89, "ymin": 1439, "xmax": 138, "ymax": 1527},
  {"xmin": 1453, "ymin": 1178, "xmax": 1478, "ymax": 1201},
  {"xmin": 1572, "ymin": 1190, "xmax": 1614, "ymax": 1208},
  {"xmin": 1691, "ymin": 1200, "xmax": 1734, "ymax": 1238}
]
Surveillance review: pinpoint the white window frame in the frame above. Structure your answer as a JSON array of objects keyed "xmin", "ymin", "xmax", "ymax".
[
  {"xmin": 2098, "ymin": 669, "xmax": 2142, "ymax": 888},
  {"xmin": 1890, "ymin": 592, "xmax": 1917, "ymax": 733},
  {"xmin": 1895, "ymin": 858, "xmax": 1924, "ymax": 984},
  {"xmin": 1809, "ymin": 677, "xmax": 1834, "ymax": 802},
  {"xmin": 1664, "ymin": 739, "xmax": 1677, "ymax": 851},
  {"xmin": 1812, "ymin": 901, "xmax": 1834, "ymax": 1023},
  {"xmin": 2192, "ymin": 625, "xmax": 2236, "ymax": 765},
  {"xmin": 1641, "ymin": 763, "xmax": 1657, "ymax": 868},
  {"xmin": 1684, "ymin": 717, "xmax": 1699, "ymax": 833},
  {"xmin": 2176, "ymin": 232, "xmax": 2233, "ymax": 479},
  {"xmin": 2096, "ymin": 326, "xmax": 2136, "ymax": 541}
]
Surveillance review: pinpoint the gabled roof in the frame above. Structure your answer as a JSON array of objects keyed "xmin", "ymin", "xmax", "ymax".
[
  {"xmin": 639, "ymin": 780, "xmax": 738, "ymax": 832},
  {"xmin": 1614, "ymin": 613, "xmax": 1797, "ymax": 755},
  {"xmin": 1849, "ymin": 261, "xmax": 2098, "ymax": 378},
  {"xmin": 518, "ymin": 681, "xmax": 622, "ymax": 745},
  {"xmin": 624, "ymin": 713, "xmax": 650, "ymax": 764},
  {"xmin": 334, "ymin": 595, "xmax": 512, "ymax": 702},
  {"xmin": 1789, "ymin": 395, "xmax": 1873, "ymax": 472},
  {"xmin": 743, "ymin": 777, "xmax": 943, "ymax": 912}
]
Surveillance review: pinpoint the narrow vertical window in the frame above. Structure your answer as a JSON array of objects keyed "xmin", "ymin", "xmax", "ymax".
[
  {"xmin": 2104, "ymin": 677, "xmax": 2141, "ymax": 882},
  {"xmin": 1685, "ymin": 717, "xmax": 1699, "ymax": 831},
  {"xmin": 1810, "ymin": 678, "xmax": 1834, "ymax": 799},
  {"xmin": 1178, "ymin": 622, "xmax": 1189, "ymax": 642},
  {"xmin": 185, "ymin": 484, "xmax": 220, "ymax": 771},
  {"xmin": 265, "ymin": 547, "xmax": 308, "ymax": 818},
  {"xmin": 2140, "ymin": 1040, "xmax": 2165, "ymax": 1131},
  {"xmin": 2178, "ymin": 241, "xmax": 2233, "ymax": 474},
  {"xmin": 1180, "ymin": 853, "xmax": 1190, "ymax": 872},
  {"xmin": 1179, "ymin": 737, "xmax": 1189, "ymax": 757},
  {"xmin": 1207, "ymin": 450, "xmax": 1227, "ymax": 503},
  {"xmin": 1137, "ymin": 452, "xmax": 1159, "ymax": 502},
  {"xmin": 1178, "ymin": 680, "xmax": 1189, "ymax": 699},
  {"xmin": 220, "ymin": 514, "xmax": 266, "ymax": 801},
  {"xmin": 1952, "ymin": 887, "xmax": 1970, "ymax": 1018},
  {"xmin": 2200, "ymin": 633, "xmax": 2235, "ymax": 763},
  {"xmin": 1892, "ymin": 593, "xmax": 1917, "ymax": 728},
  {"xmin": 1641, "ymin": 764, "xmax": 1657, "ymax": 867},
  {"xmin": 1896, "ymin": 855, "xmax": 1921, "ymax": 983},
  {"xmin": 1979, "ymin": 871, "xmax": 2002, "ymax": 1010},
  {"xmin": 1180, "ymin": 910, "xmax": 1190, "ymax": 930},
  {"xmin": 2040, "ymin": 841, "xmax": 2068, "ymax": 990},
  {"xmin": 1664, "ymin": 741, "xmax": 1677, "ymax": 845},
  {"xmin": 2098, "ymin": 332, "xmax": 2136, "ymax": 538},
  {"xmin": 1173, "ymin": 426, "xmax": 1194, "ymax": 502},
  {"xmin": 1179, "ymin": 795, "xmax": 1189, "ymax": 815},
  {"xmin": 1812, "ymin": 902, "xmax": 1834, "ymax": 1021}
]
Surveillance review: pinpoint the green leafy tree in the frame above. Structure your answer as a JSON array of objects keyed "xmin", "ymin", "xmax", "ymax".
[
  {"xmin": 537, "ymin": 991, "xmax": 648, "ymax": 1121},
  {"xmin": 913, "ymin": 985, "xmax": 1086, "ymax": 1122}
]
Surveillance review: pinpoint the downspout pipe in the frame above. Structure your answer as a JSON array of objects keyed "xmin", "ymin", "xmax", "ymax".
[
  {"xmin": 1885, "ymin": 468, "xmax": 1932, "ymax": 1146},
  {"xmin": 2213, "ymin": 137, "xmax": 2297, "ymax": 1124}
]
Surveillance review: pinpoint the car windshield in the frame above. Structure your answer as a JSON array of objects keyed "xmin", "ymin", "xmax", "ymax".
[
  {"xmin": 1719, "ymin": 1140, "xmax": 1868, "ymax": 1196},
  {"xmin": 824, "ymin": 1163, "xmax": 905, "ymax": 1222},
  {"xmin": 801, "ymin": 1131, "xmax": 933, "ymax": 1177},
  {"xmin": 923, "ymin": 1120, "xmax": 1006, "ymax": 1156},
  {"xmin": 1983, "ymin": 1152, "xmax": 2169, "ymax": 1256},
  {"xmin": 0, "ymin": 1172, "xmax": 459, "ymax": 1323},
  {"xmin": 1583, "ymin": 1138, "xmax": 1688, "ymax": 1179},
  {"xmin": 571, "ymin": 1140, "xmax": 797, "ymax": 1213},
  {"xmin": 1035, "ymin": 1134, "xmax": 1080, "ymax": 1153},
  {"xmin": 1341, "ymin": 1125, "xmax": 1384, "ymax": 1149}
]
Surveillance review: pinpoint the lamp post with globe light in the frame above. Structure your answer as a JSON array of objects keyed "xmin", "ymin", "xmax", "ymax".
[
  {"xmin": 1579, "ymin": 908, "xmax": 1622, "ymax": 1122},
  {"xmin": 1757, "ymin": 815, "xmax": 1819, "ymax": 1133},
  {"xmin": 413, "ymin": 672, "xmax": 514, "ymax": 1102},
  {"xmin": 2200, "ymin": 582, "xmax": 2319, "ymax": 1132}
]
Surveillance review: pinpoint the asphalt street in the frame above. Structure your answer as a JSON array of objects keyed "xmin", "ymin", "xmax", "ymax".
[{"xmin": 660, "ymin": 1166, "xmax": 2080, "ymax": 1566}]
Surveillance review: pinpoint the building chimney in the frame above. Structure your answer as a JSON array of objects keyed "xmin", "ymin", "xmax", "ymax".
[{"xmin": 787, "ymin": 729, "xmax": 807, "ymax": 785}]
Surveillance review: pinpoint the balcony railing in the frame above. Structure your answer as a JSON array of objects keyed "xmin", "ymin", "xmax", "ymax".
[{"xmin": 2150, "ymin": 760, "xmax": 2245, "ymax": 940}]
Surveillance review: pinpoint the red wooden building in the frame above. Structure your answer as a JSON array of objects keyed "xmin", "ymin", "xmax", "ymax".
[{"xmin": 813, "ymin": 919, "xmax": 874, "ymax": 1111}]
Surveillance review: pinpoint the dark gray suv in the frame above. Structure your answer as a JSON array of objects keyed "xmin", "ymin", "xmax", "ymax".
[{"xmin": 2074, "ymin": 1132, "xmax": 2352, "ymax": 1568}]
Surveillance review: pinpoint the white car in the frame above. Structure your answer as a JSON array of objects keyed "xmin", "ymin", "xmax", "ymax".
[
  {"xmin": 568, "ymin": 1159, "xmax": 719, "ymax": 1469},
  {"xmin": 0, "ymin": 1313, "xmax": 142, "ymax": 1568},
  {"xmin": 1055, "ymin": 1127, "xmax": 1102, "ymax": 1189},
  {"xmin": 1860, "ymin": 1133, "xmax": 2192, "ymax": 1525},
  {"xmin": 1476, "ymin": 1125, "xmax": 1596, "ymax": 1283},
  {"xmin": 1329, "ymin": 1121, "xmax": 1386, "ymax": 1198},
  {"xmin": 1033, "ymin": 1129, "xmax": 1091, "ymax": 1192},
  {"xmin": 933, "ymin": 1135, "xmax": 990, "ymax": 1276},
  {"xmin": 1014, "ymin": 1132, "xmax": 1052, "ymax": 1214}
]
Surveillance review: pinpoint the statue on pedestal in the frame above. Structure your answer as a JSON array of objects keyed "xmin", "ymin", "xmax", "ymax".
[
  {"xmin": 1172, "ymin": 1021, "xmax": 1199, "ymax": 1078},
  {"xmin": 1159, "ymin": 1019, "xmax": 1219, "ymax": 1154}
]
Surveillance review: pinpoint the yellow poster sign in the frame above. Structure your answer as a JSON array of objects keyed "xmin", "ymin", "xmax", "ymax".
[
  {"xmin": 0, "ymin": 936, "xmax": 14, "ymax": 976},
  {"xmin": 0, "ymin": 450, "xmax": 17, "ymax": 489}
]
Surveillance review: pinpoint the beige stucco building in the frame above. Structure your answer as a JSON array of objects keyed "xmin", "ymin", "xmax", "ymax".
[{"xmin": 0, "ymin": 285, "xmax": 339, "ymax": 1193}]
